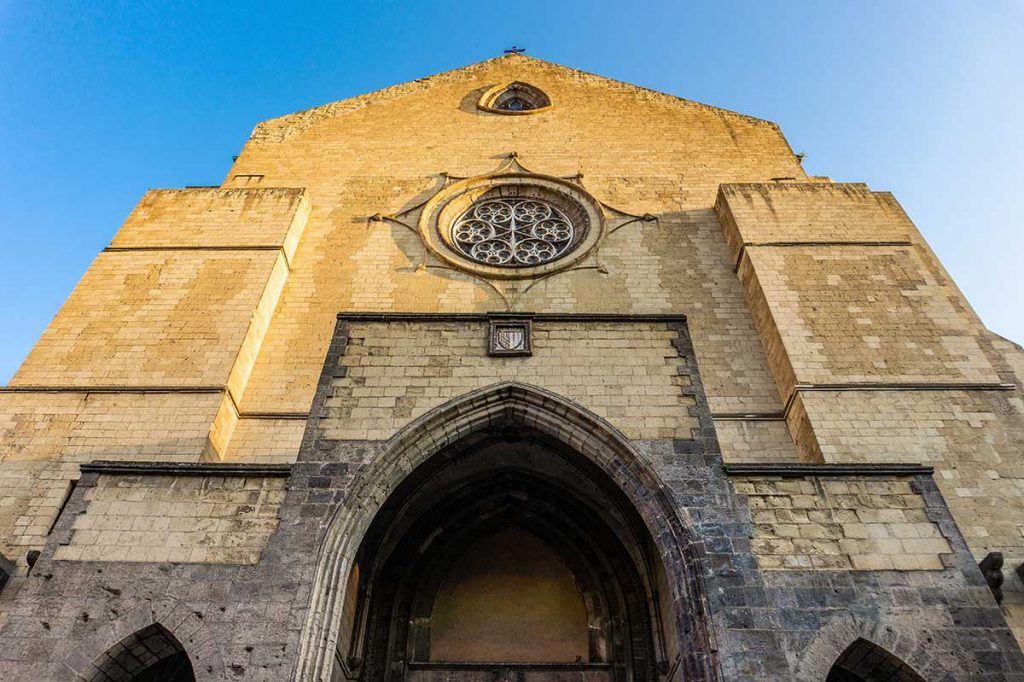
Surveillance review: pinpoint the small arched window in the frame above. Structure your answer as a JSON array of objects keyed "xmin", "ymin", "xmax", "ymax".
[{"xmin": 478, "ymin": 81, "xmax": 553, "ymax": 115}]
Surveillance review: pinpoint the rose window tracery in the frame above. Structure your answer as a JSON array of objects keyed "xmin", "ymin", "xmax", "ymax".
[{"xmin": 451, "ymin": 198, "xmax": 576, "ymax": 266}]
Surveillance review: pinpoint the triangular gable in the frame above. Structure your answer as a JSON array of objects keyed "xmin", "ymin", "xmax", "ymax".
[{"xmin": 251, "ymin": 53, "xmax": 778, "ymax": 143}]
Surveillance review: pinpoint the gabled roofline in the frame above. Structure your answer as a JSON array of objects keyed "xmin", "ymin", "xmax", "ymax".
[
  {"xmin": 250, "ymin": 53, "xmax": 781, "ymax": 143},
  {"xmin": 511, "ymin": 53, "xmax": 778, "ymax": 126}
]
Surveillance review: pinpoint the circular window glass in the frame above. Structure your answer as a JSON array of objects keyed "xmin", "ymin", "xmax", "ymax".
[{"xmin": 451, "ymin": 198, "xmax": 576, "ymax": 267}]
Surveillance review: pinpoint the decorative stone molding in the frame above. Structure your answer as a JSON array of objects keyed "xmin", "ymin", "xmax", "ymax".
[
  {"xmin": 418, "ymin": 171, "xmax": 604, "ymax": 280},
  {"xmin": 723, "ymin": 462, "xmax": 934, "ymax": 477},
  {"xmin": 487, "ymin": 317, "xmax": 532, "ymax": 356},
  {"xmin": 79, "ymin": 460, "xmax": 293, "ymax": 477},
  {"xmin": 477, "ymin": 81, "xmax": 553, "ymax": 115},
  {"xmin": 369, "ymin": 154, "xmax": 658, "ymax": 308}
]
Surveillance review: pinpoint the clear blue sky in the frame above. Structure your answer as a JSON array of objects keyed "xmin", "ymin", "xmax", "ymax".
[{"xmin": 1, "ymin": 1, "xmax": 1022, "ymax": 383}]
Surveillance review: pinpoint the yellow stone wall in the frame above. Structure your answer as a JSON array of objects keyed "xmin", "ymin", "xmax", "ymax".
[
  {"xmin": 716, "ymin": 180, "xmax": 1024, "ymax": 632},
  {"xmin": 0, "ymin": 461, "xmax": 79, "ymax": 564},
  {"xmin": 735, "ymin": 476, "xmax": 952, "ymax": 571},
  {"xmin": 321, "ymin": 320, "xmax": 697, "ymax": 442},
  {"xmin": 227, "ymin": 56, "xmax": 804, "ymax": 465},
  {"xmin": 0, "ymin": 188, "xmax": 308, "ymax": 563},
  {"xmin": 0, "ymin": 391, "xmax": 222, "ymax": 462},
  {"xmin": 53, "ymin": 473, "xmax": 286, "ymax": 564},
  {"xmin": 12, "ymin": 250, "xmax": 280, "ymax": 387}
]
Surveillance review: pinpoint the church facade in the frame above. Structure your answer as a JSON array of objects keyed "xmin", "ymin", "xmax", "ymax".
[{"xmin": 1, "ymin": 54, "xmax": 1023, "ymax": 680}]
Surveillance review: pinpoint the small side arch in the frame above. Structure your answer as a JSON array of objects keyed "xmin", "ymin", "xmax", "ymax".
[
  {"xmin": 827, "ymin": 638, "xmax": 925, "ymax": 681},
  {"xmin": 796, "ymin": 611, "xmax": 948, "ymax": 681},
  {"xmin": 293, "ymin": 381, "xmax": 718, "ymax": 681},
  {"xmin": 64, "ymin": 601, "xmax": 222, "ymax": 681},
  {"xmin": 78, "ymin": 623, "xmax": 195, "ymax": 681}
]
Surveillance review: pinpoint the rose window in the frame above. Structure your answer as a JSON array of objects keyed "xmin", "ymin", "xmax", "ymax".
[{"xmin": 451, "ymin": 198, "xmax": 576, "ymax": 267}]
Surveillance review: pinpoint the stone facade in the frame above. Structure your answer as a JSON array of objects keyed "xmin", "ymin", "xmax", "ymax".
[
  {"xmin": 1, "ymin": 54, "xmax": 1023, "ymax": 680},
  {"xmin": 52, "ymin": 470, "xmax": 287, "ymax": 565}
]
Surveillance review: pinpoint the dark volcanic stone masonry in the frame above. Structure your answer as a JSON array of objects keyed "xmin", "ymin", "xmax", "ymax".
[{"xmin": 0, "ymin": 316, "xmax": 1018, "ymax": 680}]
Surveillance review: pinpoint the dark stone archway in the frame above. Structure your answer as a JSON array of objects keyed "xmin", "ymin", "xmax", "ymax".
[
  {"xmin": 349, "ymin": 437, "xmax": 666, "ymax": 681},
  {"xmin": 293, "ymin": 382, "xmax": 717, "ymax": 682}
]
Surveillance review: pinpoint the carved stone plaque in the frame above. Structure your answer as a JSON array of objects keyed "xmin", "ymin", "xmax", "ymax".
[{"xmin": 488, "ymin": 319, "xmax": 532, "ymax": 356}]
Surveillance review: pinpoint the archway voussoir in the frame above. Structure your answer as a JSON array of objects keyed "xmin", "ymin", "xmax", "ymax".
[{"xmin": 295, "ymin": 381, "xmax": 717, "ymax": 682}]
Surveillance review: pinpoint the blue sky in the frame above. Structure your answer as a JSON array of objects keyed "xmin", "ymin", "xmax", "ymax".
[{"xmin": 1, "ymin": 1, "xmax": 1022, "ymax": 383}]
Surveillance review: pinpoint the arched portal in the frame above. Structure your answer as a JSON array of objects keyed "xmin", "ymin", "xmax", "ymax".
[
  {"xmin": 295, "ymin": 382, "xmax": 717, "ymax": 682},
  {"xmin": 79, "ymin": 623, "xmax": 195, "ymax": 682},
  {"xmin": 827, "ymin": 639, "xmax": 926, "ymax": 682},
  {"xmin": 351, "ymin": 442, "xmax": 663, "ymax": 680}
]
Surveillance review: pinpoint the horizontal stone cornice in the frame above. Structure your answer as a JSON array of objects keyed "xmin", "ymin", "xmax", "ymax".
[
  {"xmin": 723, "ymin": 463, "xmax": 934, "ymax": 477},
  {"xmin": 337, "ymin": 311, "xmax": 688, "ymax": 323},
  {"xmin": 79, "ymin": 460, "xmax": 293, "ymax": 477}
]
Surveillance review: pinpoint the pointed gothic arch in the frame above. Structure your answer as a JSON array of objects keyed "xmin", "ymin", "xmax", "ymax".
[
  {"xmin": 795, "ymin": 612, "xmax": 950, "ymax": 681},
  {"xmin": 827, "ymin": 638, "xmax": 925, "ymax": 682},
  {"xmin": 477, "ymin": 81, "xmax": 553, "ymax": 114},
  {"xmin": 63, "ymin": 601, "xmax": 222, "ymax": 682},
  {"xmin": 78, "ymin": 623, "xmax": 195, "ymax": 682},
  {"xmin": 294, "ymin": 381, "xmax": 718, "ymax": 681}
]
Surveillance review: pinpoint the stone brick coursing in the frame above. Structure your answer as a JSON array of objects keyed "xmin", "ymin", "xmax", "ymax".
[
  {"xmin": 111, "ymin": 188, "xmax": 308, "ymax": 250},
  {"xmin": 2, "ymin": 315, "xmax": 1018, "ymax": 680},
  {"xmin": 743, "ymin": 246, "xmax": 997, "ymax": 388},
  {"xmin": 0, "ymin": 392, "xmax": 222, "ymax": 463},
  {"xmin": 53, "ymin": 473, "xmax": 286, "ymax": 564},
  {"xmin": 323, "ymin": 319, "xmax": 697, "ymax": 441},
  {"xmin": 736, "ymin": 476, "xmax": 952, "ymax": 571},
  {"xmin": 13, "ymin": 250, "xmax": 279, "ymax": 388},
  {"xmin": 716, "ymin": 181, "xmax": 1024, "ymax": 636}
]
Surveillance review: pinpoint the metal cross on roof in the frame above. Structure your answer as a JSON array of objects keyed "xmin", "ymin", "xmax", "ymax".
[{"xmin": 504, "ymin": 46, "xmax": 526, "ymax": 54}]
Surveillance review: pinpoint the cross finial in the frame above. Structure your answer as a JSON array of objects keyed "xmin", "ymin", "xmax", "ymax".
[{"xmin": 504, "ymin": 45, "xmax": 526, "ymax": 55}]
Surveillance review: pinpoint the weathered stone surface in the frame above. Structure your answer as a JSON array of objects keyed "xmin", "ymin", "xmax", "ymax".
[{"xmin": 0, "ymin": 315, "xmax": 1017, "ymax": 680}]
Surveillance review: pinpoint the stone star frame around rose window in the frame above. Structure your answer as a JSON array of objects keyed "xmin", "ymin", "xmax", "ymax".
[{"xmin": 367, "ymin": 153, "xmax": 659, "ymax": 308}]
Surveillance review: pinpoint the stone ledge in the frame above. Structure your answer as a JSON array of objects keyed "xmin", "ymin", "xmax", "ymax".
[
  {"xmin": 337, "ymin": 311, "xmax": 687, "ymax": 323},
  {"xmin": 80, "ymin": 460, "xmax": 293, "ymax": 477},
  {"xmin": 104, "ymin": 245, "xmax": 284, "ymax": 252},
  {"xmin": 793, "ymin": 382, "xmax": 1016, "ymax": 392},
  {"xmin": 408, "ymin": 661, "xmax": 612, "ymax": 671},
  {"xmin": 0, "ymin": 385, "xmax": 224, "ymax": 393},
  {"xmin": 724, "ymin": 463, "xmax": 934, "ymax": 477}
]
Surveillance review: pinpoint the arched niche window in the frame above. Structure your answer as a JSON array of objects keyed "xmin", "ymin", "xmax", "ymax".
[
  {"xmin": 827, "ymin": 638, "xmax": 925, "ymax": 682},
  {"xmin": 478, "ymin": 81, "xmax": 553, "ymax": 115},
  {"xmin": 79, "ymin": 623, "xmax": 196, "ymax": 682}
]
